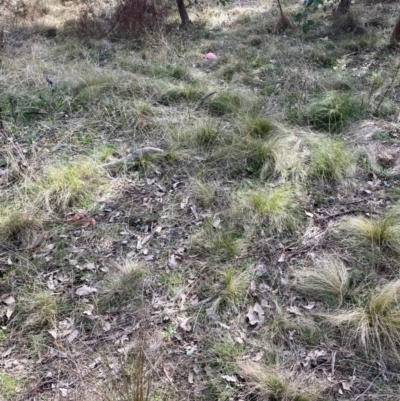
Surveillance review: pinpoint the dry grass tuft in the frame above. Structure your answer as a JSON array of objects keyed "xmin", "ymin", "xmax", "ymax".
[
  {"xmin": 189, "ymin": 179, "xmax": 217, "ymax": 208},
  {"xmin": 98, "ymin": 261, "xmax": 146, "ymax": 312},
  {"xmin": 240, "ymin": 363, "xmax": 321, "ymax": 401},
  {"xmin": 339, "ymin": 208, "xmax": 400, "ymax": 255},
  {"xmin": 101, "ymin": 331, "xmax": 152, "ymax": 401},
  {"xmin": 295, "ymin": 256, "xmax": 350, "ymax": 308},
  {"xmin": 212, "ymin": 267, "xmax": 251, "ymax": 310},
  {"xmin": 0, "ymin": 209, "xmax": 43, "ymax": 248},
  {"xmin": 330, "ymin": 280, "xmax": 400, "ymax": 360},
  {"xmin": 16, "ymin": 290, "xmax": 61, "ymax": 331}
]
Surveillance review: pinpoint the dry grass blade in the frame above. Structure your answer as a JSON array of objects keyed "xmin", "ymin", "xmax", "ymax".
[{"xmin": 101, "ymin": 331, "xmax": 152, "ymax": 401}]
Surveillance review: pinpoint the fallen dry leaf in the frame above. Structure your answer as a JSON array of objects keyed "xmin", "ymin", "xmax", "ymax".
[
  {"xmin": 66, "ymin": 214, "xmax": 96, "ymax": 228},
  {"xmin": 287, "ymin": 306, "xmax": 303, "ymax": 316},
  {"xmin": 177, "ymin": 316, "xmax": 192, "ymax": 332},
  {"xmin": 341, "ymin": 380, "xmax": 353, "ymax": 391},
  {"xmin": 303, "ymin": 302, "xmax": 315, "ymax": 310},
  {"xmin": 247, "ymin": 303, "xmax": 264, "ymax": 326},
  {"xmin": 2, "ymin": 295, "xmax": 16, "ymax": 319},
  {"xmin": 2, "ymin": 346, "xmax": 15, "ymax": 358},
  {"xmin": 75, "ymin": 285, "xmax": 98, "ymax": 296},
  {"xmin": 168, "ymin": 254, "xmax": 178, "ymax": 269},
  {"xmin": 67, "ymin": 329, "xmax": 79, "ymax": 343},
  {"xmin": 221, "ymin": 375, "xmax": 237, "ymax": 383}
]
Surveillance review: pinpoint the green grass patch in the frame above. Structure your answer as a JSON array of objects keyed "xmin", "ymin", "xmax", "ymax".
[
  {"xmin": 0, "ymin": 374, "xmax": 20, "ymax": 399},
  {"xmin": 305, "ymin": 91, "xmax": 364, "ymax": 133},
  {"xmin": 239, "ymin": 116, "xmax": 275, "ymax": 139},
  {"xmin": 239, "ymin": 185, "xmax": 303, "ymax": 232},
  {"xmin": 207, "ymin": 91, "xmax": 242, "ymax": 115},
  {"xmin": 308, "ymin": 136, "xmax": 357, "ymax": 182},
  {"xmin": 31, "ymin": 159, "xmax": 108, "ymax": 213}
]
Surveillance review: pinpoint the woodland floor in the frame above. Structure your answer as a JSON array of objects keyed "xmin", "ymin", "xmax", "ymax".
[{"xmin": 1, "ymin": 0, "xmax": 400, "ymax": 400}]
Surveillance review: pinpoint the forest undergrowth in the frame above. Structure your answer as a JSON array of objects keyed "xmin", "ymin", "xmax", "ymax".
[{"xmin": 1, "ymin": 0, "xmax": 400, "ymax": 400}]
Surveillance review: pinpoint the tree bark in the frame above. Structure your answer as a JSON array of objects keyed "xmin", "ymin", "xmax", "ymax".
[
  {"xmin": 336, "ymin": 0, "xmax": 350, "ymax": 14},
  {"xmin": 176, "ymin": 0, "xmax": 190, "ymax": 26},
  {"xmin": 390, "ymin": 14, "xmax": 400, "ymax": 46}
]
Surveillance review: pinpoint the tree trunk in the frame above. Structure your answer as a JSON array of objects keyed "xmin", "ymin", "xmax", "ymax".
[
  {"xmin": 390, "ymin": 14, "xmax": 400, "ymax": 46},
  {"xmin": 176, "ymin": 0, "xmax": 190, "ymax": 26},
  {"xmin": 336, "ymin": 0, "xmax": 350, "ymax": 14}
]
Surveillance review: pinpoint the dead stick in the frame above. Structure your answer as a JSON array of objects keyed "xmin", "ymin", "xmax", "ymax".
[
  {"xmin": 195, "ymin": 91, "xmax": 217, "ymax": 111},
  {"xmin": 186, "ymin": 291, "xmax": 221, "ymax": 309},
  {"xmin": 102, "ymin": 147, "xmax": 164, "ymax": 169}
]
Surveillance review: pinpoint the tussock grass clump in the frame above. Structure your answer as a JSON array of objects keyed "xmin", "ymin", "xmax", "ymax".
[
  {"xmin": 174, "ymin": 122, "xmax": 220, "ymax": 151},
  {"xmin": 207, "ymin": 91, "xmax": 242, "ymax": 115},
  {"xmin": 330, "ymin": 280, "xmax": 400, "ymax": 359},
  {"xmin": 307, "ymin": 136, "xmax": 357, "ymax": 182},
  {"xmin": 72, "ymin": 75, "xmax": 119, "ymax": 109},
  {"xmin": 98, "ymin": 261, "xmax": 145, "ymax": 312},
  {"xmin": 211, "ymin": 230, "xmax": 246, "ymax": 259},
  {"xmin": 189, "ymin": 179, "xmax": 217, "ymax": 208},
  {"xmin": 244, "ymin": 133, "xmax": 306, "ymax": 181},
  {"xmin": 239, "ymin": 116, "xmax": 275, "ymax": 139},
  {"xmin": 212, "ymin": 267, "xmax": 251, "ymax": 310},
  {"xmin": 339, "ymin": 208, "xmax": 400, "ymax": 255},
  {"xmin": 32, "ymin": 160, "xmax": 107, "ymax": 213},
  {"xmin": 295, "ymin": 256, "xmax": 350, "ymax": 308},
  {"xmin": 17, "ymin": 290, "xmax": 62, "ymax": 331},
  {"xmin": 100, "ymin": 332, "xmax": 152, "ymax": 401},
  {"xmin": 239, "ymin": 185, "xmax": 303, "ymax": 232},
  {"xmin": 206, "ymin": 129, "xmax": 306, "ymax": 180},
  {"xmin": 159, "ymin": 82, "xmax": 205, "ymax": 104},
  {"xmin": 0, "ymin": 209, "xmax": 42, "ymax": 248},
  {"xmin": 240, "ymin": 363, "xmax": 321, "ymax": 401},
  {"xmin": 305, "ymin": 91, "xmax": 364, "ymax": 133},
  {"xmin": 193, "ymin": 124, "xmax": 220, "ymax": 150}
]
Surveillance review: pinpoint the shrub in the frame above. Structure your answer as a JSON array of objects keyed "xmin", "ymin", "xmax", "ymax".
[{"xmin": 73, "ymin": 0, "xmax": 170, "ymax": 38}]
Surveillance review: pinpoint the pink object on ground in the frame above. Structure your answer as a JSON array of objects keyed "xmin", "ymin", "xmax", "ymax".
[{"xmin": 205, "ymin": 52, "xmax": 217, "ymax": 60}]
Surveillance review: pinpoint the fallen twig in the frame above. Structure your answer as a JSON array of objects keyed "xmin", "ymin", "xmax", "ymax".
[
  {"xmin": 102, "ymin": 147, "xmax": 165, "ymax": 169},
  {"xmin": 322, "ymin": 210, "xmax": 379, "ymax": 222},
  {"xmin": 187, "ymin": 291, "xmax": 221, "ymax": 309},
  {"xmin": 195, "ymin": 91, "xmax": 217, "ymax": 111}
]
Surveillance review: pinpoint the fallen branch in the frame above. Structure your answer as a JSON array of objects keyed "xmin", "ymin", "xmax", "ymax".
[
  {"xmin": 195, "ymin": 91, "xmax": 217, "ymax": 111},
  {"xmin": 102, "ymin": 147, "xmax": 165, "ymax": 169}
]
